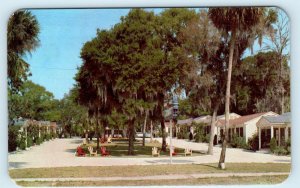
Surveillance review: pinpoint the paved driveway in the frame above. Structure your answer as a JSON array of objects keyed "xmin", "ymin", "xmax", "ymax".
[{"xmin": 8, "ymin": 137, "xmax": 291, "ymax": 169}]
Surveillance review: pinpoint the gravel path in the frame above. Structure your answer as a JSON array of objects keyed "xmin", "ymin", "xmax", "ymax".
[{"xmin": 8, "ymin": 137, "xmax": 291, "ymax": 169}]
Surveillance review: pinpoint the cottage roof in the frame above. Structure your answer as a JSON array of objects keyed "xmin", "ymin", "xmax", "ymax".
[
  {"xmin": 193, "ymin": 115, "xmax": 212, "ymax": 124},
  {"xmin": 177, "ymin": 118, "xmax": 193, "ymax": 125},
  {"xmin": 217, "ymin": 112, "xmax": 276, "ymax": 127},
  {"xmin": 262, "ymin": 112, "xmax": 290, "ymax": 124}
]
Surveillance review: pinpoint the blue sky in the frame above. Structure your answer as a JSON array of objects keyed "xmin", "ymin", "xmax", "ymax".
[
  {"xmin": 26, "ymin": 9, "xmax": 131, "ymax": 99},
  {"xmin": 24, "ymin": 8, "xmax": 289, "ymax": 100}
]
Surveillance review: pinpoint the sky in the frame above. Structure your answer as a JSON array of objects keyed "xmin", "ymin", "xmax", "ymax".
[
  {"xmin": 26, "ymin": 9, "xmax": 132, "ymax": 99},
  {"xmin": 24, "ymin": 8, "xmax": 289, "ymax": 100}
]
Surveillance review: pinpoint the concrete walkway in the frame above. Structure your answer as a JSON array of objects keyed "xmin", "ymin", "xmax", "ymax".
[
  {"xmin": 8, "ymin": 137, "xmax": 291, "ymax": 169},
  {"xmin": 13, "ymin": 172, "xmax": 289, "ymax": 182}
]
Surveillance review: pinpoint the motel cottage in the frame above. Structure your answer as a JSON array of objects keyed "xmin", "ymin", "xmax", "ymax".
[
  {"xmin": 216, "ymin": 111, "xmax": 277, "ymax": 142},
  {"xmin": 256, "ymin": 112, "xmax": 291, "ymax": 149}
]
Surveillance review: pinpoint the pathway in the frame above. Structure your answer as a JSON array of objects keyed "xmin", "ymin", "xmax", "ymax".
[{"xmin": 8, "ymin": 137, "xmax": 291, "ymax": 169}]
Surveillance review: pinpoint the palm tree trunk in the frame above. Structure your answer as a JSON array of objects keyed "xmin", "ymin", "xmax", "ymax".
[
  {"xmin": 150, "ymin": 120, "xmax": 153, "ymax": 141},
  {"xmin": 142, "ymin": 111, "xmax": 148, "ymax": 147},
  {"xmin": 219, "ymin": 29, "xmax": 236, "ymax": 169},
  {"xmin": 208, "ymin": 103, "xmax": 219, "ymax": 155},
  {"xmin": 96, "ymin": 118, "xmax": 101, "ymax": 150}
]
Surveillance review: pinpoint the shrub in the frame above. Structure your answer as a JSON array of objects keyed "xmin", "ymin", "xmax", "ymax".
[
  {"xmin": 231, "ymin": 134, "xmax": 247, "ymax": 148},
  {"xmin": 247, "ymin": 133, "xmax": 259, "ymax": 151},
  {"xmin": 157, "ymin": 130, "xmax": 168, "ymax": 138},
  {"xmin": 285, "ymin": 138, "xmax": 291, "ymax": 155},
  {"xmin": 274, "ymin": 146, "xmax": 288, "ymax": 155},
  {"xmin": 176, "ymin": 125, "xmax": 189, "ymax": 139},
  {"xmin": 8, "ymin": 125, "xmax": 20, "ymax": 152},
  {"xmin": 18, "ymin": 134, "xmax": 27, "ymax": 150},
  {"xmin": 177, "ymin": 131, "xmax": 188, "ymax": 139},
  {"xmin": 270, "ymin": 137, "xmax": 277, "ymax": 153},
  {"xmin": 194, "ymin": 123, "xmax": 206, "ymax": 143},
  {"xmin": 36, "ymin": 137, "xmax": 43, "ymax": 145},
  {"xmin": 27, "ymin": 136, "xmax": 33, "ymax": 147}
]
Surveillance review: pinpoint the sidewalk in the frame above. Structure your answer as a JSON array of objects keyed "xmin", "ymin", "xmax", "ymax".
[{"xmin": 13, "ymin": 172, "xmax": 290, "ymax": 182}]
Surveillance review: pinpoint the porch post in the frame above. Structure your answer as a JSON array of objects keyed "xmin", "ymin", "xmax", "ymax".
[
  {"xmin": 258, "ymin": 127, "xmax": 261, "ymax": 150},
  {"xmin": 278, "ymin": 127, "xmax": 281, "ymax": 146},
  {"xmin": 25, "ymin": 127, "xmax": 28, "ymax": 148},
  {"xmin": 271, "ymin": 126, "xmax": 274, "ymax": 138},
  {"xmin": 285, "ymin": 127, "xmax": 288, "ymax": 141}
]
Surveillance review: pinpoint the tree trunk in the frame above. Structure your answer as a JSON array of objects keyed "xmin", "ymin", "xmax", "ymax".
[
  {"xmin": 96, "ymin": 119, "xmax": 101, "ymax": 150},
  {"xmin": 128, "ymin": 119, "xmax": 135, "ymax": 155},
  {"xmin": 150, "ymin": 120, "xmax": 153, "ymax": 141},
  {"xmin": 279, "ymin": 56, "xmax": 285, "ymax": 114},
  {"xmin": 208, "ymin": 103, "xmax": 219, "ymax": 155},
  {"xmin": 142, "ymin": 111, "xmax": 148, "ymax": 147},
  {"xmin": 158, "ymin": 92, "xmax": 167, "ymax": 152},
  {"xmin": 219, "ymin": 29, "xmax": 236, "ymax": 169}
]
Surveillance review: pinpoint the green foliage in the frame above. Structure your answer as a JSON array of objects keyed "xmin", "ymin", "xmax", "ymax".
[
  {"xmin": 8, "ymin": 125, "xmax": 20, "ymax": 152},
  {"xmin": 8, "ymin": 81, "xmax": 56, "ymax": 121},
  {"xmin": 36, "ymin": 137, "xmax": 43, "ymax": 145},
  {"xmin": 18, "ymin": 132, "xmax": 26, "ymax": 150},
  {"xmin": 176, "ymin": 126, "xmax": 189, "ymax": 139},
  {"xmin": 247, "ymin": 133, "xmax": 259, "ymax": 151},
  {"xmin": 27, "ymin": 136, "xmax": 33, "ymax": 147},
  {"xmin": 233, "ymin": 51, "xmax": 290, "ymax": 114},
  {"xmin": 270, "ymin": 137, "xmax": 277, "ymax": 153},
  {"xmin": 231, "ymin": 134, "xmax": 247, "ymax": 149},
  {"xmin": 273, "ymin": 146, "xmax": 288, "ymax": 156},
  {"xmin": 8, "ymin": 10, "xmax": 40, "ymax": 91},
  {"xmin": 194, "ymin": 123, "xmax": 208, "ymax": 143}
]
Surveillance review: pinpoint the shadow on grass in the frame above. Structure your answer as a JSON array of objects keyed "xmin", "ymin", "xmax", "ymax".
[
  {"xmin": 70, "ymin": 140, "xmax": 83, "ymax": 144},
  {"xmin": 65, "ymin": 149, "xmax": 77, "ymax": 153},
  {"xmin": 9, "ymin": 162, "xmax": 28, "ymax": 169},
  {"xmin": 145, "ymin": 159, "xmax": 194, "ymax": 164},
  {"xmin": 196, "ymin": 163, "xmax": 219, "ymax": 170},
  {"xmin": 275, "ymin": 159, "xmax": 291, "ymax": 163}
]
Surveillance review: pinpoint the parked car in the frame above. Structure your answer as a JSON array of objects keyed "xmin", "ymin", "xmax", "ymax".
[
  {"xmin": 136, "ymin": 132, "xmax": 143, "ymax": 138},
  {"xmin": 136, "ymin": 132, "xmax": 151, "ymax": 138}
]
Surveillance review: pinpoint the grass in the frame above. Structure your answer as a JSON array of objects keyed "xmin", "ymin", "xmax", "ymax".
[
  {"xmin": 80, "ymin": 139, "xmax": 203, "ymax": 157},
  {"xmin": 9, "ymin": 163, "xmax": 291, "ymax": 179},
  {"xmin": 16, "ymin": 175, "xmax": 289, "ymax": 186}
]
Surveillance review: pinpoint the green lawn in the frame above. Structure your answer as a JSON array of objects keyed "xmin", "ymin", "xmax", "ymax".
[
  {"xmin": 80, "ymin": 139, "xmax": 203, "ymax": 157},
  {"xmin": 16, "ymin": 175, "xmax": 289, "ymax": 186},
  {"xmin": 9, "ymin": 163, "xmax": 291, "ymax": 179}
]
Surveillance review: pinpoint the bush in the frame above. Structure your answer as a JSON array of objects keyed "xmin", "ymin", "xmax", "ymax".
[
  {"xmin": 285, "ymin": 138, "xmax": 291, "ymax": 155},
  {"xmin": 231, "ymin": 134, "xmax": 247, "ymax": 149},
  {"xmin": 18, "ymin": 134, "xmax": 27, "ymax": 150},
  {"xmin": 194, "ymin": 123, "xmax": 206, "ymax": 143},
  {"xmin": 157, "ymin": 130, "xmax": 168, "ymax": 138},
  {"xmin": 36, "ymin": 137, "xmax": 43, "ymax": 145},
  {"xmin": 8, "ymin": 125, "xmax": 20, "ymax": 152},
  {"xmin": 176, "ymin": 125, "xmax": 189, "ymax": 139},
  {"xmin": 270, "ymin": 137, "xmax": 277, "ymax": 153},
  {"xmin": 247, "ymin": 133, "xmax": 259, "ymax": 151},
  {"xmin": 27, "ymin": 136, "xmax": 33, "ymax": 147},
  {"xmin": 274, "ymin": 146, "xmax": 288, "ymax": 155}
]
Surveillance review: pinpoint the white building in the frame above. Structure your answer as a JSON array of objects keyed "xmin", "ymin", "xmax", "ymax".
[{"xmin": 216, "ymin": 111, "xmax": 277, "ymax": 142}]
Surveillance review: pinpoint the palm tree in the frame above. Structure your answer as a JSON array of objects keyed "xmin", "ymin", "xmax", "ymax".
[
  {"xmin": 208, "ymin": 8, "xmax": 265, "ymax": 169},
  {"xmin": 8, "ymin": 10, "xmax": 40, "ymax": 91}
]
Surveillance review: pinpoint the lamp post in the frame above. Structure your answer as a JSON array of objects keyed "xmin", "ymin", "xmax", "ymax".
[{"xmin": 170, "ymin": 95, "xmax": 179, "ymax": 164}]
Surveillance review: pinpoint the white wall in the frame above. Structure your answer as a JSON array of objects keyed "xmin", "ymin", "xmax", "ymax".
[{"xmin": 244, "ymin": 112, "xmax": 277, "ymax": 141}]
